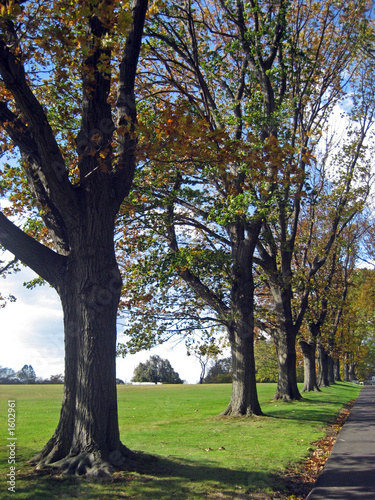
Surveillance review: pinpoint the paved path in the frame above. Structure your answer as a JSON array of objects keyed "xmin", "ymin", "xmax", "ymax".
[{"xmin": 306, "ymin": 385, "xmax": 375, "ymax": 499}]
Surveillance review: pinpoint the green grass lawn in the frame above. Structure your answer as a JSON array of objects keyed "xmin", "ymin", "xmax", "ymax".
[{"xmin": 0, "ymin": 382, "xmax": 360, "ymax": 499}]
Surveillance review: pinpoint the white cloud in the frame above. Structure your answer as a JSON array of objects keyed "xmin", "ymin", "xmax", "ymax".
[
  {"xmin": 0, "ymin": 264, "xmax": 204, "ymax": 383},
  {"xmin": 0, "ymin": 265, "xmax": 64, "ymax": 378}
]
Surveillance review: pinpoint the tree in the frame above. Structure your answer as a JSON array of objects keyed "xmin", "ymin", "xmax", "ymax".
[
  {"xmin": 132, "ymin": 355, "xmax": 183, "ymax": 384},
  {"xmin": 16, "ymin": 364, "xmax": 36, "ymax": 383},
  {"xmin": 0, "ymin": 0, "xmax": 148, "ymax": 476},
  {"xmin": 339, "ymin": 268, "xmax": 375, "ymax": 381},
  {"xmin": 204, "ymin": 357, "xmax": 232, "ymax": 384},
  {"xmin": 49, "ymin": 374, "xmax": 65, "ymax": 384},
  {"xmin": 116, "ymin": 0, "xmax": 373, "ymax": 412},
  {"xmin": 298, "ymin": 218, "xmax": 362, "ymax": 391},
  {"xmin": 186, "ymin": 330, "xmax": 227, "ymax": 384},
  {"xmin": 254, "ymin": 337, "xmax": 278, "ymax": 383},
  {"xmin": 118, "ymin": 0, "xmax": 296, "ymax": 417},
  {"xmin": 0, "ymin": 366, "xmax": 16, "ymax": 383},
  {"xmin": 254, "ymin": 2, "xmax": 374, "ymax": 400}
]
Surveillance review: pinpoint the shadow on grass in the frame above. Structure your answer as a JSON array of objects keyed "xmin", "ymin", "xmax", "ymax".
[
  {"xmin": 263, "ymin": 383, "xmax": 360, "ymax": 423},
  {"xmin": 13, "ymin": 451, "xmax": 285, "ymax": 500},
  {"xmin": 264, "ymin": 403, "xmax": 341, "ymax": 423}
]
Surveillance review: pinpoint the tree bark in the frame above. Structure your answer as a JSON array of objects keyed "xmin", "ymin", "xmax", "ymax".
[
  {"xmin": 317, "ymin": 344, "xmax": 330, "ymax": 387},
  {"xmin": 334, "ymin": 358, "xmax": 341, "ymax": 381},
  {"xmin": 1, "ymin": 211, "xmax": 136, "ymax": 475},
  {"xmin": 300, "ymin": 339, "xmax": 320, "ymax": 392},
  {"xmin": 327, "ymin": 355, "xmax": 336, "ymax": 385},
  {"xmin": 349, "ymin": 363, "xmax": 357, "ymax": 381},
  {"xmin": 221, "ymin": 224, "xmax": 262, "ymax": 416},
  {"xmin": 273, "ymin": 328, "xmax": 301, "ymax": 400},
  {"xmin": 344, "ymin": 359, "xmax": 350, "ymax": 381},
  {"xmin": 27, "ymin": 217, "xmax": 136, "ymax": 475},
  {"xmin": 222, "ymin": 325, "xmax": 262, "ymax": 416},
  {"xmin": 270, "ymin": 287, "xmax": 302, "ymax": 401}
]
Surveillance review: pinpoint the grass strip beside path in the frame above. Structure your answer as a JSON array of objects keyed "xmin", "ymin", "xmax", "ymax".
[{"xmin": 0, "ymin": 382, "xmax": 361, "ymax": 499}]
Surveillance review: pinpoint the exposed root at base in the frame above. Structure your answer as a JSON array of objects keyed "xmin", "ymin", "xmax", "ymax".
[
  {"xmin": 32, "ymin": 443, "xmax": 141, "ymax": 477},
  {"xmin": 49, "ymin": 452, "xmax": 115, "ymax": 477},
  {"xmin": 273, "ymin": 393, "xmax": 303, "ymax": 402},
  {"xmin": 301, "ymin": 386, "xmax": 321, "ymax": 393},
  {"xmin": 219, "ymin": 405, "xmax": 264, "ymax": 417}
]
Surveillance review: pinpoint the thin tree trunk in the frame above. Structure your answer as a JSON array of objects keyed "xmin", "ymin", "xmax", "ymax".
[
  {"xmin": 317, "ymin": 344, "xmax": 330, "ymax": 387},
  {"xmin": 334, "ymin": 357, "xmax": 341, "ymax": 381},
  {"xmin": 344, "ymin": 365, "xmax": 350, "ymax": 381},
  {"xmin": 327, "ymin": 355, "xmax": 335, "ymax": 384},
  {"xmin": 300, "ymin": 339, "xmax": 320, "ymax": 392}
]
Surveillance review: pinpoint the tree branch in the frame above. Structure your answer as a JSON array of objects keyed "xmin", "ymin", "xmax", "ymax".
[
  {"xmin": 0, "ymin": 212, "xmax": 66, "ymax": 288},
  {"xmin": 114, "ymin": 0, "xmax": 149, "ymax": 204},
  {"xmin": 0, "ymin": 101, "xmax": 70, "ymax": 251},
  {"xmin": 0, "ymin": 256, "xmax": 17, "ymax": 275},
  {"xmin": 0, "ymin": 35, "xmax": 75, "ymax": 217}
]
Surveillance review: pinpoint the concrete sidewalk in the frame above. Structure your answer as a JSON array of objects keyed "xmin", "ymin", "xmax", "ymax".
[{"xmin": 306, "ymin": 385, "xmax": 375, "ymax": 499}]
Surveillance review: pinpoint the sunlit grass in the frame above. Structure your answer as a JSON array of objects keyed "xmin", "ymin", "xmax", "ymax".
[{"xmin": 0, "ymin": 382, "xmax": 360, "ymax": 499}]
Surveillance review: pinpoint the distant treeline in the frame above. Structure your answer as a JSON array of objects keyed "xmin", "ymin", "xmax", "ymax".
[{"xmin": 0, "ymin": 365, "xmax": 64, "ymax": 384}]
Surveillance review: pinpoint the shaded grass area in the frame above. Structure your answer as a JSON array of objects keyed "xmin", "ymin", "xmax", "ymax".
[{"xmin": 0, "ymin": 382, "xmax": 361, "ymax": 499}]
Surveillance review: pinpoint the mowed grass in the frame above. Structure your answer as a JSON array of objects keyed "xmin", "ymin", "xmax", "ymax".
[{"xmin": 0, "ymin": 382, "xmax": 360, "ymax": 499}]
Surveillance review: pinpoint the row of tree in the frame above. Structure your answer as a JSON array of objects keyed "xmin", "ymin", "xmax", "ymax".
[
  {"xmin": 0, "ymin": 365, "xmax": 65, "ymax": 384},
  {"xmin": 116, "ymin": 0, "xmax": 375, "ymax": 414},
  {"xmin": 0, "ymin": 0, "xmax": 374, "ymax": 477}
]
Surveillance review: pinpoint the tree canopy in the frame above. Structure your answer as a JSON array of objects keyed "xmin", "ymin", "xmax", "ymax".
[
  {"xmin": 204, "ymin": 357, "xmax": 232, "ymax": 384},
  {"xmin": 117, "ymin": 0, "xmax": 374, "ymax": 406},
  {"xmin": 132, "ymin": 355, "xmax": 183, "ymax": 384}
]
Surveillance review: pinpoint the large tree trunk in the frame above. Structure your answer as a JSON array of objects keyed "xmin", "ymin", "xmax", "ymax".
[
  {"xmin": 1, "ymin": 213, "xmax": 137, "ymax": 476},
  {"xmin": 349, "ymin": 363, "xmax": 357, "ymax": 381},
  {"xmin": 300, "ymin": 339, "xmax": 320, "ymax": 392},
  {"xmin": 317, "ymin": 344, "xmax": 330, "ymax": 387},
  {"xmin": 222, "ymin": 228, "xmax": 262, "ymax": 416},
  {"xmin": 31, "ymin": 231, "xmax": 133, "ymax": 475},
  {"xmin": 270, "ymin": 287, "xmax": 301, "ymax": 401},
  {"xmin": 222, "ymin": 326, "xmax": 262, "ymax": 416},
  {"xmin": 274, "ymin": 328, "xmax": 301, "ymax": 400}
]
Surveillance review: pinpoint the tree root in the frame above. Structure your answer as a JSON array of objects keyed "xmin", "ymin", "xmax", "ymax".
[
  {"xmin": 273, "ymin": 392, "xmax": 303, "ymax": 402},
  {"xmin": 30, "ymin": 438, "xmax": 68, "ymax": 467},
  {"xmin": 301, "ymin": 385, "xmax": 321, "ymax": 393},
  {"xmin": 50, "ymin": 452, "xmax": 115, "ymax": 477},
  {"xmin": 219, "ymin": 403, "xmax": 263, "ymax": 417},
  {"xmin": 31, "ymin": 441, "xmax": 139, "ymax": 477}
]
